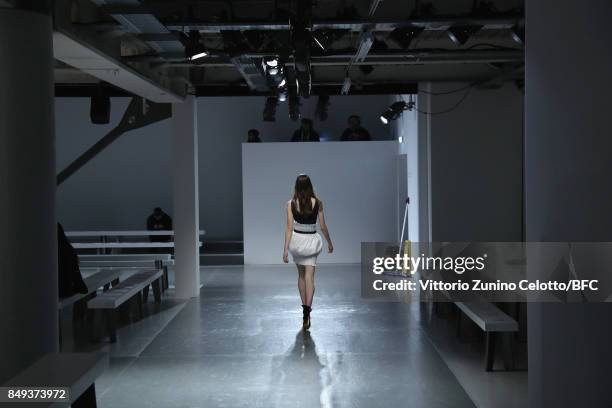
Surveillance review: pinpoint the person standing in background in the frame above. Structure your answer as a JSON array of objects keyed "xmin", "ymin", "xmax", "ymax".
[
  {"xmin": 247, "ymin": 129, "xmax": 262, "ymax": 143},
  {"xmin": 341, "ymin": 115, "xmax": 371, "ymax": 141},
  {"xmin": 290, "ymin": 118, "xmax": 320, "ymax": 142}
]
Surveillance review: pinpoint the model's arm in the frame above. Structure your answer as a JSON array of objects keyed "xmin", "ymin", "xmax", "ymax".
[
  {"xmin": 283, "ymin": 201, "xmax": 294, "ymax": 263},
  {"xmin": 318, "ymin": 200, "xmax": 334, "ymax": 253}
]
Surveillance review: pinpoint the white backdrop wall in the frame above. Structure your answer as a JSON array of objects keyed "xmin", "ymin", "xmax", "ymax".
[
  {"xmin": 242, "ymin": 141, "xmax": 399, "ymax": 264},
  {"xmin": 55, "ymin": 95, "xmax": 392, "ymax": 239}
]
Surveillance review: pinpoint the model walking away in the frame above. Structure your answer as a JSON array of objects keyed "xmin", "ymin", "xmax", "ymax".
[{"xmin": 283, "ymin": 174, "xmax": 333, "ymax": 331}]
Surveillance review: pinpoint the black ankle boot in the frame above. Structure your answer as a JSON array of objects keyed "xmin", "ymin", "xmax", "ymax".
[{"xmin": 302, "ymin": 305, "xmax": 311, "ymax": 330}]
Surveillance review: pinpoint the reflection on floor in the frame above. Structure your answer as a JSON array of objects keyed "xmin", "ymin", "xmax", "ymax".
[{"xmin": 62, "ymin": 264, "xmax": 526, "ymax": 408}]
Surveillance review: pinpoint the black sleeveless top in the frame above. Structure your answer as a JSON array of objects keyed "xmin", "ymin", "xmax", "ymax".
[{"xmin": 291, "ymin": 200, "xmax": 319, "ymax": 224}]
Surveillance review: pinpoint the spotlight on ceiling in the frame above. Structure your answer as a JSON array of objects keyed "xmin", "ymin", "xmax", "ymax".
[
  {"xmin": 265, "ymin": 57, "xmax": 279, "ymax": 67},
  {"xmin": 379, "ymin": 100, "xmax": 413, "ymax": 124},
  {"xmin": 315, "ymin": 94, "xmax": 330, "ymax": 121},
  {"xmin": 263, "ymin": 96, "xmax": 278, "ymax": 122},
  {"xmin": 182, "ymin": 30, "xmax": 208, "ymax": 61},
  {"xmin": 341, "ymin": 75, "xmax": 352, "ymax": 95},
  {"xmin": 312, "ymin": 30, "xmax": 334, "ymax": 51},
  {"xmin": 447, "ymin": 25, "xmax": 482, "ymax": 45},
  {"xmin": 388, "ymin": 26, "xmax": 424, "ymax": 49},
  {"xmin": 189, "ymin": 51, "xmax": 208, "ymax": 61},
  {"xmin": 510, "ymin": 24, "xmax": 525, "ymax": 44}
]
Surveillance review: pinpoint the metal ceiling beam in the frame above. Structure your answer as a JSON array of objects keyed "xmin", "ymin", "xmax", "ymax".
[
  {"xmin": 193, "ymin": 82, "xmax": 418, "ymax": 96},
  {"xmin": 165, "ymin": 16, "xmax": 522, "ymax": 33},
  {"xmin": 125, "ymin": 49, "xmax": 523, "ymax": 65},
  {"xmin": 57, "ymin": 97, "xmax": 171, "ymax": 185}
]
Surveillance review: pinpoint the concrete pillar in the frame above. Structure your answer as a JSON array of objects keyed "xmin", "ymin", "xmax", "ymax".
[
  {"xmin": 526, "ymin": 0, "xmax": 612, "ymax": 406},
  {"xmin": 0, "ymin": 8, "xmax": 57, "ymax": 382},
  {"xmin": 172, "ymin": 95, "xmax": 201, "ymax": 298}
]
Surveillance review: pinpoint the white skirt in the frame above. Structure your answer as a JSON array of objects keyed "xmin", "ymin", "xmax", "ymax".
[{"xmin": 289, "ymin": 231, "xmax": 323, "ymax": 266}]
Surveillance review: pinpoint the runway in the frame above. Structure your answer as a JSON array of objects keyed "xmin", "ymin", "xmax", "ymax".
[{"xmin": 96, "ymin": 264, "xmax": 475, "ymax": 408}]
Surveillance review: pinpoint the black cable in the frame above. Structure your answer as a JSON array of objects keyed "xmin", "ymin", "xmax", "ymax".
[
  {"xmin": 415, "ymin": 86, "xmax": 473, "ymax": 115},
  {"xmin": 417, "ymin": 84, "xmax": 472, "ymax": 95},
  {"xmin": 416, "ymin": 76, "xmax": 495, "ymax": 96},
  {"xmin": 467, "ymin": 43, "xmax": 523, "ymax": 51}
]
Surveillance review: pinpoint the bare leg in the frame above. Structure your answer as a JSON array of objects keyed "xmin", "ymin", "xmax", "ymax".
[
  {"xmin": 304, "ymin": 265, "xmax": 316, "ymax": 307},
  {"xmin": 297, "ymin": 264, "xmax": 306, "ymax": 305}
]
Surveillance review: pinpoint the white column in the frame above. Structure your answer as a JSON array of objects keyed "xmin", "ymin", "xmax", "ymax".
[
  {"xmin": 0, "ymin": 9, "xmax": 57, "ymax": 382},
  {"xmin": 172, "ymin": 95, "xmax": 201, "ymax": 298}
]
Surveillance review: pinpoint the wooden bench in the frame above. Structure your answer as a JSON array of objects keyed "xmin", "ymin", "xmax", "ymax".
[
  {"xmin": 455, "ymin": 301, "xmax": 518, "ymax": 371},
  {"xmin": 3, "ymin": 352, "xmax": 108, "ymax": 407},
  {"xmin": 88, "ymin": 269, "xmax": 164, "ymax": 342},
  {"xmin": 58, "ymin": 269, "xmax": 124, "ymax": 311},
  {"xmin": 58, "ymin": 269, "xmax": 125, "ymax": 345},
  {"xmin": 79, "ymin": 254, "xmax": 173, "ymax": 290}
]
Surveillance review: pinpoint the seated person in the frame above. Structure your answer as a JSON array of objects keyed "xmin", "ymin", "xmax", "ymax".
[
  {"xmin": 290, "ymin": 118, "xmax": 320, "ymax": 142},
  {"xmin": 341, "ymin": 115, "xmax": 371, "ymax": 141},
  {"xmin": 147, "ymin": 207, "xmax": 173, "ymax": 242},
  {"xmin": 57, "ymin": 223, "xmax": 88, "ymax": 298},
  {"xmin": 247, "ymin": 128, "xmax": 262, "ymax": 143}
]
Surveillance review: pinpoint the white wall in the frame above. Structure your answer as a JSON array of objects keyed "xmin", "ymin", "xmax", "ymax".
[
  {"xmin": 55, "ymin": 95, "xmax": 392, "ymax": 240},
  {"xmin": 526, "ymin": 1, "xmax": 612, "ymax": 406},
  {"xmin": 391, "ymin": 95, "xmax": 422, "ymax": 242},
  {"xmin": 425, "ymin": 82, "xmax": 523, "ymax": 242},
  {"xmin": 242, "ymin": 141, "xmax": 398, "ymax": 264}
]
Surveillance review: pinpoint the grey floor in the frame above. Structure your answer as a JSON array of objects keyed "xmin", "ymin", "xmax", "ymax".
[{"xmin": 64, "ymin": 265, "xmax": 526, "ymax": 408}]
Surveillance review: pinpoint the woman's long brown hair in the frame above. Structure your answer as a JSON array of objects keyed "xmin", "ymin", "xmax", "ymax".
[{"xmin": 292, "ymin": 174, "xmax": 318, "ymax": 215}]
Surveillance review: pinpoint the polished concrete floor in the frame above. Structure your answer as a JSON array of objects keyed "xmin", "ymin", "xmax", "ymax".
[{"xmin": 63, "ymin": 265, "xmax": 525, "ymax": 407}]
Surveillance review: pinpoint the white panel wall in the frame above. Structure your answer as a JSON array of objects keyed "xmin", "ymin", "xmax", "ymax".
[
  {"xmin": 56, "ymin": 95, "xmax": 392, "ymax": 240},
  {"xmin": 242, "ymin": 141, "xmax": 398, "ymax": 264},
  {"xmin": 391, "ymin": 95, "xmax": 423, "ymax": 242}
]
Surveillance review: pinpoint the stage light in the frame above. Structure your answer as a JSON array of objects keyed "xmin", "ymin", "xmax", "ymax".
[
  {"xmin": 278, "ymin": 79, "xmax": 286, "ymax": 87},
  {"xmin": 510, "ymin": 24, "xmax": 524, "ymax": 44},
  {"xmin": 312, "ymin": 30, "xmax": 334, "ymax": 51},
  {"xmin": 388, "ymin": 26, "xmax": 424, "ymax": 49},
  {"xmin": 182, "ymin": 30, "xmax": 209, "ymax": 61},
  {"xmin": 266, "ymin": 58, "xmax": 279, "ymax": 67},
  {"xmin": 341, "ymin": 75, "xmax": 352, "ymax": 95},
  {"xmin": 263, "ymin": 96, "xmax": 278, "ymax": 122},
  {"xmin": 447, "ymin": 25, "xmax": 482, "ymax": 45},
  {"xmin": 189, "ymin": 51, "xmax": 208, "ymax": 60},
  {"xmin": 379, "ymin": 101, "xmax": 409, "ymax": 124}
]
